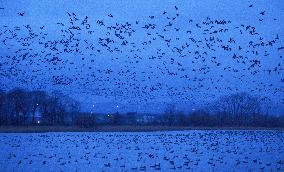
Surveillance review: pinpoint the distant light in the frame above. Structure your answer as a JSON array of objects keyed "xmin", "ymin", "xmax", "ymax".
[
  {"xmin": 107, "ymin": 114, "xmax": 110, "ymax": 117},
  {"xmin": 36, "ymin": 103, "xmax": 39, "ymax": 106},
  {"xmin": 37, "ymin": 121, "xmax": 40, "ymax": 124},
  {"xmin": 92, "ymin": 105, "xmax": 95, "ymax": 107},
  {"xmin": 192, "ymin": 108, "xmax": 195, "ymax": 111},
  {"xmin": 116, "ymin": 105, "xmax": 119, "ymax": 108}
]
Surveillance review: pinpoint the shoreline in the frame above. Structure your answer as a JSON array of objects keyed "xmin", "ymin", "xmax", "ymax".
[{"xmin": 0, "ymin": 125, "xmax": 283, "ymax": 133}]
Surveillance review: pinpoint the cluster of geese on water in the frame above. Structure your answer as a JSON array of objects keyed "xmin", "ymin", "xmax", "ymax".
[
  {"xmin": 0, "ymin": 131, "xmax": 284, "ymax": 171},
  {"xmin": 0, "ymin": 3, "xmax": 283, "ymax": 106}
]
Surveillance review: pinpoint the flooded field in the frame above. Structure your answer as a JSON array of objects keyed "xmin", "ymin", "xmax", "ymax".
[{"xmin": 0, "ymin": 130, "xmax": 283, "ymax": 171}]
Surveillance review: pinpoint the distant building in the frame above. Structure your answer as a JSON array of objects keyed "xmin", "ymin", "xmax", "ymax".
[{"xmin": 136, "ymin": 113, "xmax": 159, "ymax": 124}]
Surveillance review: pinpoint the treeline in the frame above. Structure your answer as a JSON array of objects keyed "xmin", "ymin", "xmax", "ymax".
[
  {"xmin": 0, "ymin": 89, "xmax": 80, "ymax": 125},
  {"xmin": 161, "ymin": 92, "xmax": 284, "ymax": 127},
  {"xmin": 78, "ymin": 92, "xmax": 283, "ymax": 128},
  {"xmin": 75, "ymin": 92, "xmax": 284, "ymax": 128},
  {"xmin": 74, "ymin": 110, "xmax": 284, "ymax": 128},
  {"xmin": 0, "ymin": 90, "xmax": 283, "ymax": 128}
]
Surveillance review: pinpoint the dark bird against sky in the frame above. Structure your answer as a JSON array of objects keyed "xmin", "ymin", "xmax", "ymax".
[{"xmin": 0, "ymin": 0, "xmax": 283, "ymax": 114}]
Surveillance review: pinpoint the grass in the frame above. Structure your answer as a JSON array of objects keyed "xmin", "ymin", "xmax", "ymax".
[{"xmin": 0, "ymin": 125, "xmax": 283, "ymax": 133}]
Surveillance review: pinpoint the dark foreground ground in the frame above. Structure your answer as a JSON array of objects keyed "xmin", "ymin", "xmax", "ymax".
[{"xmin": 0, "ymin": 125, "xmax": 283, "ymax": 133}]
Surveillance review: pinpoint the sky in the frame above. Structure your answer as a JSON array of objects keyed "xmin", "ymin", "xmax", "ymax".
[{"xmin": 0, "ymin": 0, "xmax": 283, "ymax": 114}]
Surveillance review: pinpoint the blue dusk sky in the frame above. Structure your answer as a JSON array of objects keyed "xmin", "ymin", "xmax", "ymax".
[{"xmin": 0, "ymin": 0, "xmax": 283, "ymax": 114}]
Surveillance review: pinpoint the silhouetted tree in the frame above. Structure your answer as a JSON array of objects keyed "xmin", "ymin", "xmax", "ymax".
[
  {"xmin": 161, "ymin": 104, "xmax": 177, "ymax": 126},
  {"xmin": 188, "ymin": 110, "xmax": 211, "ymax": 126},
  {"xmin": 0, "ymin": 90, "xmax": 7, "ymax": 125},
  {"xmin": 57, "ymin": 94, "xmax": 81, "ymax": 124},
  {"xmin": 75, "ymin": 113, "xmax": 96, "ymax": 128},
  {"xmin": 8, "ymin": 89, "xmax": 31, "ymax": 125},
  {"xmin": 175, "ymin": 112, "xmax": 188, "ymax": 126},
  {"xmin": 212, "ymin": 92, "xmax": 261, "ymax": 126}
]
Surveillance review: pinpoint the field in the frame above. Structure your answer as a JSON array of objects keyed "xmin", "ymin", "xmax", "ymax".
[{"xmin": 0, "ymin": 130, "xmax": 283, "ymax": 171}]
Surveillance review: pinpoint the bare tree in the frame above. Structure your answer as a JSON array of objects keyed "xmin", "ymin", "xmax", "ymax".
[
  {"xmin": 212, "ymin": 92, "xmax": 261, "ymax": 125},
  {"xmin": 162, "ymin": 103, "xmax": 177, "ymax": 126},
  {"xmin": 8, "ymin": 89, "xmax": 31, "ymax": 125}
]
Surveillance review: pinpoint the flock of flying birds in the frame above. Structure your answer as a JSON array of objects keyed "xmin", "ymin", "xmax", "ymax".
[
  {"xmin": 1, "ymin": 131, "xmax": 284, "ymax": 171},
  {"xmin": 0, "ymin": 3, "xmax": 283, "ymax": 107}
]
